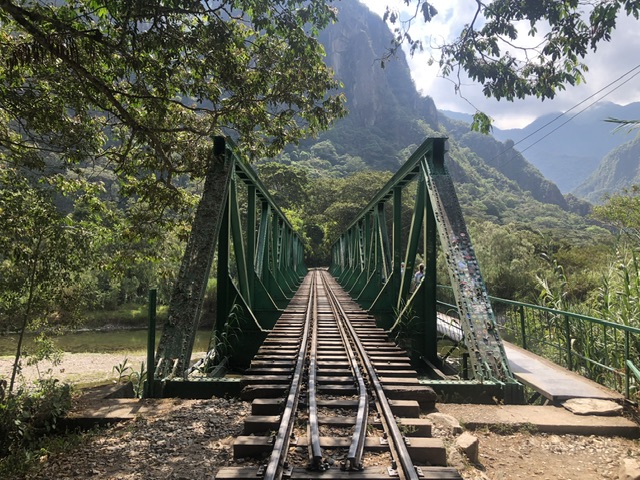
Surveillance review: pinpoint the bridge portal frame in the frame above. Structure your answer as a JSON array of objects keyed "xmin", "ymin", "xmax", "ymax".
[
  {"xmin": 154, "ymin": 137, "xmax": 305, "ymax": 385},
  {"xmin": 329, "ymin": 137, "xmax": 522, "ymax": 400}
]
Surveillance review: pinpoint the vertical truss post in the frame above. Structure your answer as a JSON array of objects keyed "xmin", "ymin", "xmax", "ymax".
[
  {"xmin": 392, "ymin": 186, "xmax": 402, "ymax": 304},
  {"xmin": 424, "ymin": 177, "xmax": 438, "ymax": 363},
  {"xmin": 215, "ymin": 196, "xmax": 231, "ymax": 346},
  {"xmin": 145, "ymin": 288, "xmax": 157, "ymax": 398},
  {"xmin": 256, "ymin": 202, "xmax": 270, "ymax": 282},
  {"xmin": 230, "ymin": 174, "xmax": 250, "ymax": 303},
  {"xmin": 356, "ymin": 211, "xmax": 383, "ymax": 309},
  {"xmin": 364, "ymin": 212, "xmax": 372, "ymax": 278},
  {"xmin": 377, "ymin": 202, "xmax": 391, "ymax": 284},
  {"xmin": 155, "ymin": 137, "xmax": 232, "ymax": 378},
  {"xmin": 247, "ymin": 185, "xmax": 257, "ymax": 305},
  {"xmin": 399, "ymin": 177, "xmax": 425, "ymax": 306},
  {"xmin": 344, "ymin": 221, "xmax": 365, "ymax": 292}
]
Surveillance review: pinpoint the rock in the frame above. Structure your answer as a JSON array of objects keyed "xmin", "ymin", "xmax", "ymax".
[
  {"xmin": 618, "ymin": 458, "xmax": 640, "ymax": 480},
  {"xmin": 425, "ymin": 412, "xmax": 463, "ymax": 434},
  {"xmin": 456, "ymin": 432, "xmax": 479, "ymax": 464},
  {"xmin": 561, "ymin": 398, "xmax": 623, "ymax": 416}
]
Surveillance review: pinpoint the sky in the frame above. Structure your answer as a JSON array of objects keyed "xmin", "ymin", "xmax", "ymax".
[{"xmin": 361, "ymin": 0, "xmax": 640, "ymax": 129}]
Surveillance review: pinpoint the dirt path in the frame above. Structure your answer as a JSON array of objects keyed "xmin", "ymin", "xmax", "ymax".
[
  {"xmin": 17, "ymin": 394, "xmax": 639, "ymax": 480},
  {"xmin": 2, "ymin": 353, "xmax": 639, "ymax": 479}
]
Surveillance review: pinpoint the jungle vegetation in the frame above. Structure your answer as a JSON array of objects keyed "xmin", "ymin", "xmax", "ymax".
[
  {"xmin": 2, "ymin": 0, "xmax": 640, "ymax": 363},
  {"xmin": 1, "ymin": 0, "xmax": 640, "ymax": 470}
]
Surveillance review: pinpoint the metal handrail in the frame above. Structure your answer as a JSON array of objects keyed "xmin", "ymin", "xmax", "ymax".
[{"xmin": 437, "ymin": 285, "xmax": 640, "ymax": 400}]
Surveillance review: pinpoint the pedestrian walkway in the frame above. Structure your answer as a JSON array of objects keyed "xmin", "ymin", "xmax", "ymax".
[{"xmin": 504, "ymin": 342, "xmax": 623, "ymax": 402}]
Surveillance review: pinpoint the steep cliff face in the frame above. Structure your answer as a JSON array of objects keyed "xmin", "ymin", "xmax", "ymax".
[
  {"xmin": 320, "ymin": 1, "xmax": 438, "ymax": 130},
  {"xmin": 303, "ymin": 0, "xmax": 575, "ymax": 213},
  {"xmin": 573, "ymin": 132, "xmax": 640, "ymax": 203},
  {"xmin": 453, "ymin": 130, "xmax": 568, "ymax": 209}
]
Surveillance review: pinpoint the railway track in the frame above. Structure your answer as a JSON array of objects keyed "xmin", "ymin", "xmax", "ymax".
[{"xmin": 217, "ymin": 269, "xmax": 462, "ymax": 480}]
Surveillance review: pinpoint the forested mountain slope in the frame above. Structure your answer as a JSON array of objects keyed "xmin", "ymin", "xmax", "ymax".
[
  {"xmin": 281, "ymin": 0, "xmax": 589, "ymax": 228},
  {"xmin": 573, "ymin": 131, "xmax": 640, "ymax": 203},
  {"xmin": 447, "ymin": 102, "xmax": 640, "ymax": 194}
]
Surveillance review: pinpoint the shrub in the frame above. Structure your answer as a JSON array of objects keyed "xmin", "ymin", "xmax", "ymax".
[{"xmin": 0, "ymin": 379, "xmax": 72, "ymax": 457}]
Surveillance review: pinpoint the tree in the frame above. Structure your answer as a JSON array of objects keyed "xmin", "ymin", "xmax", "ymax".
[
  {"xmin": 256, "ymin": 163, "xmax": 310, "ymax": 210},
  {"xmin": 0, "ymin": 0, "xmax": 346, "ymax": 377},
  {"xmin": 1, "ymin": 0, "xmax": 345, "ymax": 212},
  {"xmin": 385, "ymin": 0, "xmax": 640, "ymax": 132},
  {"xmin": 468, "ymin": 221, "xmax": 542, "ymax": 300},
  {"xmin": 592, "ymin": 185, "xmax": 640, "ymax": 242},
  {"xmin": 0, "ymin": 168, "xmax": 105, "ymax": 392}
]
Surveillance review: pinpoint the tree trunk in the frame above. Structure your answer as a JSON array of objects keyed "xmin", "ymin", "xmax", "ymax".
[
  {"xmin": 9, "ymin": 234, "xmax": 43, "ymax": 392},
  {"xmin": 155, "ymin": 139, "xmax": 233, "ymax": 378}
]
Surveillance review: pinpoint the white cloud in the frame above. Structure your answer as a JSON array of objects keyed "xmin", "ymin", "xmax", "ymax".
[{"xmin": 361, "ymin": 0, "xmax": 640, "ymax": 128}]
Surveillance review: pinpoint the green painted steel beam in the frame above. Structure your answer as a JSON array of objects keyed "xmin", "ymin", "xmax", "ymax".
[
  {"xmin": 158, "ymin": 137, "xmax": 307, "ymax": 379},
  {"xmin": 247, "ymin": 185, "xmax": 257, "ymax": 305},
  {"xmin": 392, "ymin": 186, "xmax": 402, "ymax": 303},
  {"xmin": 330, "ymin": 136, "xmax": 517, "ymax": 385},
  {"xmin": 230, "ymin": 175, "xmax": 250, "ymax": 302}
]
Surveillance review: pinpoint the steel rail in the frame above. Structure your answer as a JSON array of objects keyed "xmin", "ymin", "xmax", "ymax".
[
  {"xmin": 263, "ymin": 273, "xmax": 316, "ymax": 480},
  {"xmin": 307, "ymin": 271, "xmax": 325, "ymax": 470},
  {"xmin": 319, "ymin": 273, "xmax": 369, "ymax": 471},
  {"xmin": 320, "ymin": 271, "xmax": 419, "ymax": 480}
]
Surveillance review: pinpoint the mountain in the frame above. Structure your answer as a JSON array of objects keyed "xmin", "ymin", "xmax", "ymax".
[
  {"xmin": 449, "ymin": 102, "xmax": 640, "ymax": 193},
  {"xmin": 308, "ymin": 0, "xmax": 439, "ymax": 171},
  {"xmin": 279, "ymin": 0, "xmax": 595, "ymax": 228},
  {"xmin": 440, "ymin": 117, "xmax": 569, "ymax": 208},
  {"xmin": 573, "ymin": 131, "xmax": 640, "ymax": 202}
]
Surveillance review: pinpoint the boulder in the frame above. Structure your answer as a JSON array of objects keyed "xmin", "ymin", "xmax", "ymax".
[
  {"xmin": 562, "ymin": 398, "xmax": 623, "ymax": 416},
  {"xmin": 456, "ymin": 431, "xmax": 479, "ymax": 463},
  {"xmin": 425, "ymin": 412, "xmax": 463, "ymax": 435},
  {"xmin": 618, "ymin": 458, "xmax": 640, "ymax": 480}
]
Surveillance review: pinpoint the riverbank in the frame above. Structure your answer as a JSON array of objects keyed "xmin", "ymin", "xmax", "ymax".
[{"xmin": 0, "ymin": 352, "xmax": 148, "ymax": 387}]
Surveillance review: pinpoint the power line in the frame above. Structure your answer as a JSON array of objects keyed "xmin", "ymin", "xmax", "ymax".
[
  {"xmin": 518, "ymin": 67, "xmax": 640, "ymax": 156},
  {"xmin": 490, "ymin": 62, "xmax": 640, "ymax": 165}
]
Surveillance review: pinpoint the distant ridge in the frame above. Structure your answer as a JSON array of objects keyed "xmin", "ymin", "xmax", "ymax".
[
  {"xmin": 281, "ymin": 0, "xmax": 598, "ymax": 226},
  {"xmin": 442, "ymin": 102, "xmax": 640, "ymax": 194},
  {"xmin": 573, "ymin": 131, "xmax": 640, "ymax": 203}
]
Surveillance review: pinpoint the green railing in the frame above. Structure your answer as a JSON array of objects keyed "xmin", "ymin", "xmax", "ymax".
[{"xmin": 437, "ymin": 286, "xmax": 640, "ymax": 401}]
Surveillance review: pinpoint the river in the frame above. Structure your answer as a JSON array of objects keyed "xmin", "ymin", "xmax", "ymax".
[{"xmin": 0, "ymin": 329, "xmax": 212, "ymax": 356}]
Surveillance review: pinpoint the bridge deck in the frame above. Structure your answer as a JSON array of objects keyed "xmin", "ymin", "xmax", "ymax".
[{"xmin": 504, "ymin": 342, "xmax": 623, "ymax": 402}]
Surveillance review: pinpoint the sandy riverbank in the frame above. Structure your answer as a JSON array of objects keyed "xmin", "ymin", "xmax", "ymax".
[{"xmin": 0, "ymin": 352, "xmax": 148, "ymax": 387}]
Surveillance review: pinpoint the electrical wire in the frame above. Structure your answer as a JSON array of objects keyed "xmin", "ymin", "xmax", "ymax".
[{"xmin": 487, "ymin": 62, "xmax": 640, "ymax": 165}]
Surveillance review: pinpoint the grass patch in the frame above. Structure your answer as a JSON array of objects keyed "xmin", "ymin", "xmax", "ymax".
[
  {"xmin": 487, "ymin": 422, "xmax": 539, "ymax": 435},
  {"xmin": 82, "ymin": 303, "xmax": 169, "ymax": 330}
]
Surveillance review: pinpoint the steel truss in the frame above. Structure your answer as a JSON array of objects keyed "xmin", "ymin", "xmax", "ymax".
[
  {"xmin": 329, "ymin": 137, "xmax": 521, "ymax": 391},
  {"xmin": 154, "ymin": 137, "xmax": 305, "ymax": 381}
]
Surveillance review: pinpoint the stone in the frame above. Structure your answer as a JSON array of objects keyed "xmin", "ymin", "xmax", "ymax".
[
  {"xmin": 456, "ymin": 431, "xmax": 479, "ymax": 464},
  {"xmin": 618, "ymin": 458, "xmax": 640, "ymax": 480},
  {"xmin": 562, "ymin": 398, "xmax": 623, "ymax": 416},
  {"xmin": 426, "ymin": 412, "xmax": 463, "ymax": 434}
]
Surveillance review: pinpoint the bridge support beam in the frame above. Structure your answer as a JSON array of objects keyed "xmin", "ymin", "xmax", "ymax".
[
  {"xmin": 153, "ymin": 137, "xmax": 305, "ymax": 382},
  {"xmin": 330, "ymin": 137, "xmax": 523, "ymax": 399}
]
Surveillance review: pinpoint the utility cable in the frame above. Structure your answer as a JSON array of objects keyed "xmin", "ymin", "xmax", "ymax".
[
  {"xmin": 486, "ymin": 62, "xmax": 640, "ymax": 165},
  {"xmin": 517, "ymin": 67, "xmax": 640, "ymax": 157}
]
